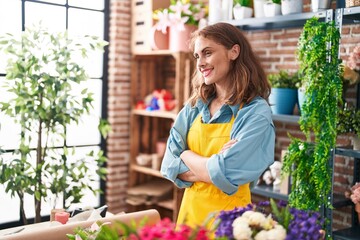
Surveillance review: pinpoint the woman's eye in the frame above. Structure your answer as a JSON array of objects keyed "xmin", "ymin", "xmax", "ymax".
[{"xmin": 205, "ymin": 51, "xmax": 211, "ymax": 56}]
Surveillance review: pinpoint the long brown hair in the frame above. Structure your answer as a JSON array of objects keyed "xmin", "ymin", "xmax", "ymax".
[{"xmin": 188, "ymin": 22, "xmax": 270, "ymax": 107}]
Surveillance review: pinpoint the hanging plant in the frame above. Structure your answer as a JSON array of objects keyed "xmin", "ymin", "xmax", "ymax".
[{"xmin": 282, "ymin": 17, "xmax": 342, "ymax": 211}]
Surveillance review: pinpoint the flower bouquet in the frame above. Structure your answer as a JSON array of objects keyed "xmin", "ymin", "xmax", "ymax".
[{"xmin": 67, "ymin": 199, "xmax": 325, "ymax": 240}]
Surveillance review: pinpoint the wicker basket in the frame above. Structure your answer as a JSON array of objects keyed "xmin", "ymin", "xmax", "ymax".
[{"xmin": 346, "ymin": 0, "xmax": 360, "ymax": 7}]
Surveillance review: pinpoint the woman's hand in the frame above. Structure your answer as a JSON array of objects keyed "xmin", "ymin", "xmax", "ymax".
[{"xmin": 219, "ymin": 139, "xmax": 237, "ymax": 154}]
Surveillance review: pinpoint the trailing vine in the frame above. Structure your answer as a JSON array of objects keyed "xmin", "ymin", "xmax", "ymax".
[{"xmin": 282, "ymin": 17, "xmax": 342, "ymax": 211}]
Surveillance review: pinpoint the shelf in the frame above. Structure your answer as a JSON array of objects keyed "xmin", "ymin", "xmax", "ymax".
[
  {"xmin": 333, "ymin": 225, "xmax": 360, "ymax": 240},
  {"xmin": 157, "ymin": 199, "xmax": 174, "ymax": 210},
  {"xmin": 225, "ymin": 10, "xmax": 329, "ymax": 30},
  {"xmin": 335, "ymin": 148, "xmax": 360, "ymax": 158},
  {"xmin": 341, "ymin": 6, "xmax": 360, "ymax": 24},
  {"xmin": 132, "ymin": 109, "xmax": 177, "ymax": 120},
  {"xmin": 130, "ymin": 164, "xmax": 163, "ymax": 178},
  {"xmin": 271, "ymin": 114, "xmax": 300, "ymax": 123},
  {"xmin": 251, "ymin": 184, "xmax": 288, "ymax": 201}
]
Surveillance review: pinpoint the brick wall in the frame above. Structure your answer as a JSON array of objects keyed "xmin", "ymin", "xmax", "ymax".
[{"xmin": 107, "ymin": 0, "xmax": 359, "ymax": 231}]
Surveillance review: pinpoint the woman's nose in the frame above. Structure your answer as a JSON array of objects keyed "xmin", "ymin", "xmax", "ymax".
[{"xmin": 197, "ymin": 57, "xmax": 205, "ymax": 68}]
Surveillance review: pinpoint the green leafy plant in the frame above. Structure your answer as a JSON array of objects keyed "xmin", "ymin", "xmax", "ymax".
[
  {"xmin": 268, "ymin": 70, "xmax": 300, "ymax": 89},
  {"xmin": 271, "ymin": 0, "xmax": 281, "ymax": 4},
  {"xmin": 337, "ymin": 103, "xmax": 360, "ymax": 138},
  {"xmin": 234, "ymin": 0, "xmax": 252, "ymax": 7},
  {"xmin": 282, "ymin": 17, "xmax": 342, "ymax": 216},
  {"xmin": 0, "ymin": 24, "xmax": 110, "ymax": 224}
]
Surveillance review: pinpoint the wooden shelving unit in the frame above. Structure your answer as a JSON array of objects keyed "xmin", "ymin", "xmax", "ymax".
[{"xmin": 128, "ymin": 51, "xmax": 193, "ymax": 221}]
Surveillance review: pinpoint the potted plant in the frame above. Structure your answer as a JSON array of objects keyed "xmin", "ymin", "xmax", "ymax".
[
  {"xmin": 268, "ymin": 70, "xmax": 300, "ymax": 115},
  {"xmin": 282, "ymin": 17, "xmax": 342, "ymax": 215},
  {"xmin": 233, "ymin": 0, "xmax": 253, "ymax": 20},
  {"xmin": 0, "ymin": 24, "xmax": 110, "ymax": 224},
  {"xmin": 281, "ymin": 0, "xmax": 303, "ymax": 15},
  {"xmin": 337, "ymin": 103, "xmax": 360, "ymax": 150},
  {"xmin": 264, "ymin": 0, "xmax": 281, "ymax": 17}
]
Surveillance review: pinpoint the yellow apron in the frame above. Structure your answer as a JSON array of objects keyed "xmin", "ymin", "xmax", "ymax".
[{"xmin": 177, "ymin": 109, "xmax": 251, "ymax": 230}]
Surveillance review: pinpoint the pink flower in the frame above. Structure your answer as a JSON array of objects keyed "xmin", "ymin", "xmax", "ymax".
[{"xmin": 347, "ymin": 45, "xmax": 360, "ymax": 72}]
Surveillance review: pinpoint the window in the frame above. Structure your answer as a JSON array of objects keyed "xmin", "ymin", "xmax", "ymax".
[{"xmin": 0, "ymin": 0, "xmax": 109, "ymax": 226}]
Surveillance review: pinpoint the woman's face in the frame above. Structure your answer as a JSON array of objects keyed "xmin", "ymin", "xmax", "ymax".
[{"xmin": 193, "ymin": 36, "xmax": 234, "ymax": 86}]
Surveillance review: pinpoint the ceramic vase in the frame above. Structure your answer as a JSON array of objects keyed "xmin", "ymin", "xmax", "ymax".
[
  {"xmin": 169, "ymin": 24, "xmax": 197, "ymax": 52},
  {"xmin": 282, "ymin": 0, "xmax": 303, "ymax": 15},
  {"xmin": 233, "ymin": 5, "xmax": 253, "ymax": 19},
  {"xmin": 311, "ymin": 0, "xmax": 332, "ymax": 12},
  {"xmin": 150, "ymin": 26, "xmax": 169, "ymax": 51},
  {"xmin": 264, "ymin": 2, "xmax": 282, "ymax": 17}
]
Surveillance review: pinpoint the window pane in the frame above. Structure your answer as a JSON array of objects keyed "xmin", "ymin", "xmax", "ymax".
[
  {"xmin": 66, "ymin": 79, "xmax": 103, "ymax": 146},
  {"xmin": 68, "ymin": 0, "xmax": 104, "ymax": 10},
  {"xmin": 68, "ymin": 8, "xmax": 104, "ymax": 78},
  {"xmin": 39, "ymin": 0, "xmax": 66, "ymax": 4},
  {"xmin": 0, "ymin": 77, "xmax": 21, "ymax": 150},
  {"xmin": 25, "ymin": 2, "xmax": 66, "ymax": 31},
  {"xmin": 0, "ymin": 0, "xmax": 22, "ymax": 73}
]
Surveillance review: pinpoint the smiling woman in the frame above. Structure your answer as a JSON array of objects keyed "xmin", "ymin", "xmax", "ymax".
[{"xmin": 0, "ymin": 0, "xmax": 109, "ymax": 228}]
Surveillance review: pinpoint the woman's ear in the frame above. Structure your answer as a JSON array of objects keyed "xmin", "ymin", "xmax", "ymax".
[{"xmin": 230, "ymin": 44, "xmax": 240, "ymax": 60}]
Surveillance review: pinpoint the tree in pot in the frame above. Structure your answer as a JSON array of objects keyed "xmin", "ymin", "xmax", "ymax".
[
  {"xmin": 0, "ymin": 24, "xmax": 110, "ymax": 224},
  {"xmin": 282, "ymin": 16, "xmax": 342, "ymax": 223}
]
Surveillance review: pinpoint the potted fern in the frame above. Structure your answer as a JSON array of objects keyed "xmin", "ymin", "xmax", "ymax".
[
  {"xmin": 233, "ymin": 0, "xmax": 253, "ymax": 19},
  {"xmin": 0, "ymin": 24, "xmax": 110, "ymax": 224}
]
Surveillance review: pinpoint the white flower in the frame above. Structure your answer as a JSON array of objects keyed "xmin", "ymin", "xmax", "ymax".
[
  {"xmin": 247, "ymin": 211, "xmax": 267, "ymax": 226},
  {"xmin": 266, "ymin": 224, "xmax": 287, "ymax": 240},
  {"xmin": 232, "ymin": 217, "xmax": 252, "ymax": 240},
  {"xmin": 254, "ymin": 230, "xmax": 268, "ymax": 240},
  {"xmin": 261, "ymin": 214, "xmax": 276, "ymax": 230}
]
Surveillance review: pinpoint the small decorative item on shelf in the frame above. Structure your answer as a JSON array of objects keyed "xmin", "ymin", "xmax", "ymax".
[
  {"xmin": 268, "ymin": 70, "xmax": 300, "ymax": 115},
  {"xmin": 264, "ymin": 0, "xmax": 282, "ymax": 17},
  {"xmin": 311, "ymin": 0, "xmax": 332, "ymax": 12},
  {"xmin": 336, "ymin": 103, "xmax": 360, "ymax": 150},
  {"xmin": 281, "ymin": 0, "xmax": 303, "ymax": 15},
  {"xmin": 233, "ymin": 0, "xmax": 253, "ymax": 20},
  {"xmin": 346, "ymin": 0, "xmax": 360, "ymax": 8},
  {"xmin": 135, "ymin": 89, "xmax": 177, "ymax": 112},
  {"xmin": 345, "ymin": 182, "xmax": 360, "ymax": 221},
  {"xmin": 209, "ymin": 0, "xmax": 233, "ymax": 23},
  {"xmin": 136, "ymin": 153, "xmax": 152, "ymax": 166},
  {"xmin": 152, "ymin": 0, "xmax": 207, "ymax": 52}
]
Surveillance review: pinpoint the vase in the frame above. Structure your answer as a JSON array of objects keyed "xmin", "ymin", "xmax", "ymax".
[
  {"xmin": 353, "ymin": 135, "xmax": 360, "ymax": 151},
  {"xmin": 150, "ymin": 26, "xmax": 169, "ymax": 51},
  {"xmin": 281, "ymin": 0, "xmax": 303, "ymax": 15},
  {"xmin": 233, "ymin": 5, "xmax": 253, "ymax": 20},
  {"xmin": 269, "ymin": 88, "xmax": 298, "ymax": 115},
  {"xmin": 169, "ymin": 24, "xmax": 197, "ymax": 52},
  {"xmin": 264, "ymin": 3, "xmax": 282, "ymax": 17},
  {"xmin": 311, "ymin": 0, "xmax": 332, "ymax": 12}
]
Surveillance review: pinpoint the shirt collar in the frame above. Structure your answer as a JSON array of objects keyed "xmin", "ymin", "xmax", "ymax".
[{"xmin": 195, "ymin": 98, "xmax": 241, "ymax": 117}]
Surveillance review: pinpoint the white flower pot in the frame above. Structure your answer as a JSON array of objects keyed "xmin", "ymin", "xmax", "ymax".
[
  {"xmin": 264, "ymin": 3, "xmax": 282, "ymax": 17},
  {"xmin": 281, "ymin": 0, "xmax": 303, "ymax": 15},
  {"xmin": 233, "ymin": 4, "xmax": 253, "ymax": 20},
  {"xmin": 254, "ymin": 0, "xmax": 266, "ymax": 18},
  {"xmin": 311, "ymin": 0, "xmax": 332, "ymax": 12}
]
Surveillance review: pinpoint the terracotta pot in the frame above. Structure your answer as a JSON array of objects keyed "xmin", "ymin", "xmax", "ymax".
[
  {"xmin": 169, "ymin": 24, "xmax": 197, "ymax": 52},
  {"xmin": 150, "ymin": 26, "xmax": 169, "ymax": 51}
]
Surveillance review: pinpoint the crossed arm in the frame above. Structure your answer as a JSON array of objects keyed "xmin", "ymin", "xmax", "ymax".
[{"xmin": 178, "ymin": 139, "xmax": 238, "ymax": 183}]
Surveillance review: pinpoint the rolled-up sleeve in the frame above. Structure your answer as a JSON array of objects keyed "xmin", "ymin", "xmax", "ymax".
[
  {"xmin": 160, "ymin": 104, "xmax": 198, "ymax": 188},
  {"xmin": 207, "ymin": 110, "xmax": 275, "ymax": 195}
]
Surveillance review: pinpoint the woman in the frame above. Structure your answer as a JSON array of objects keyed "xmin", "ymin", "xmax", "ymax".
[{"xmin": 160, "ymin": 22, "xmax": 275, "ymax": 228}]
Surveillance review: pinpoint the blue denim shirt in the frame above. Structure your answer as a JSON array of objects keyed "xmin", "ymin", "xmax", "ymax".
[{"xmin": 160, "ymin": 96, "xmax": 275, "ymax": 195}]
